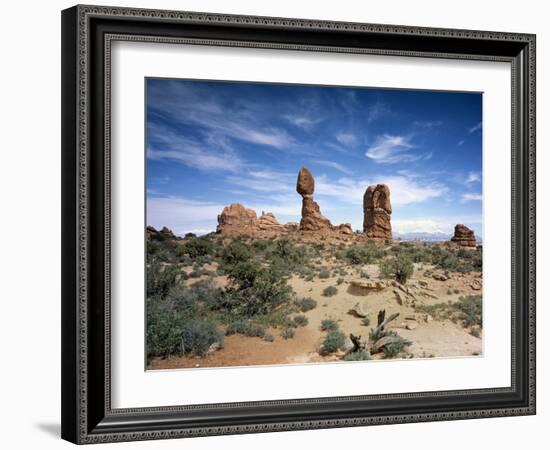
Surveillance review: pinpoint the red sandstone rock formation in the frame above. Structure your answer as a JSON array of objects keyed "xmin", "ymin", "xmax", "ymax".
[
  {"xmin": 363, "ymin": 184, "xmax": 392, "ymax": 241},
  {"xmin": 296, "ymin": 167, "xmax": 334, "ymax": 232},
  {"xmin": 450, "ymin": 224, "xmax": 477, "ymax": 247},
  {"xmin": 216, "ymin": 168, "xmax": 356, "ymax": 241},
  {"xmin": 160, "ymin": 226, "xmax": 176, "ymax": 239},
  {"xmin": 216, "ymin": 203, "xmax": 258, "ymax": 235}
]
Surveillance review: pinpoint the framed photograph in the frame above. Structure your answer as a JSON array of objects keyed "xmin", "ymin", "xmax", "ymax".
[{"xmin": 61, "ymin": 5, "xmax": 536, "ymax": 444}]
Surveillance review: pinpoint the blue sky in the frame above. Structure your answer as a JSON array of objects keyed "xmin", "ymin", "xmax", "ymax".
[{"xmin": 146, "ymin": 78, "xmax": 482, "ymax": 237}]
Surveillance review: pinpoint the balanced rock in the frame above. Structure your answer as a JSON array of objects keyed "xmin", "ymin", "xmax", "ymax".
[
  {"xmin": 363, "ymin": 184, "xmax": 392, "ymax": 241},
  {"xmin": 296, "ymin": 167, "xmax": 315, "ymax": 196},
  {"xmin": 450, "ymin": 224, "xmax": 477, "ymax": 247},
  {"xmin": 296, "ymin": 166, "xmax": 333, "ymax": 232}
]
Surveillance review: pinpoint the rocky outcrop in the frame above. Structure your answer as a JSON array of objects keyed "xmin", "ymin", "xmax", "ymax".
[
  {"xmin": 147, "ymin": 225, "xmax": 176, "ymax": 240},
  {"xmin": 363, "ymin": 184, "xmax": 392, "ymax": 241},
  {"xmin": 160, "ymin": 226, "xmax": 176, "ymax": 239},
  {"xmin": 216, "ymin": 204, "xmax": 258, "ymax": 236},
  {"xmin": 450, "ymin": 224, "xmax": 477, "ymax": 247},
  {"xmin": 216, "ymin": 204, "xmax": 288, "ymax": 238}
]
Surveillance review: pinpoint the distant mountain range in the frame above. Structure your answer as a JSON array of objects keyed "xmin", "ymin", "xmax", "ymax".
[{"xmin": 394, "ymin": 231, "xmax": 483, "ymax": 243}]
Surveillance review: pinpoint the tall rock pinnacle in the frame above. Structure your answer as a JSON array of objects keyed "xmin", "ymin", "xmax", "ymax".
[{"xmin": 363, "ymin": 184, "xmax": 392, "ymax": 241}]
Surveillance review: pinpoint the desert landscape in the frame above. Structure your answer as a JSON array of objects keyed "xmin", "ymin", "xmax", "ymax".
[{"xmin": 146, "ymin": 167, "xmax": 482, "ymax": 370}]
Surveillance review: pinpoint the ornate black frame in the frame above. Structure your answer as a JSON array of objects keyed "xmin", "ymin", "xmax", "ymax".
[{"xmin": 61, "ymin": 4, "xmax": 536, "ymax": 444}]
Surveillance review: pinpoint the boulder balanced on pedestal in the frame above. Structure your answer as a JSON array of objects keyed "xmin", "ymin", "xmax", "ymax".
[
  {"xmin": 296, "ymin": 167, "xmax": 333, "ymax": 232},
  {"xmin": 363, "ymin": 184, "xmax": 392, "ymax": 241}
]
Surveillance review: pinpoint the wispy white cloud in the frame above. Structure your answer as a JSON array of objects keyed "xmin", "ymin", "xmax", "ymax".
[
  {"xmin": 225, "ymin": 169, "xmax": 295, "ymax": 194},
  {"xmin": 458, "ymin": 140, "xmax": 465, "ymax": 146},
  {"xmin": 367, "ymin": 101, "xmax": 390, "ymax": 123},
  {"xmin": 148, "ymin": 82, "xmax": 295, "ymax": 150},
  {"xmin": 468, "ymin": 122, "xmax": 482, "ymax": 134},
  {"xmin": 283, "ymin": 114, "xmax": 323, "ymax": 130},
  {"xmin": 365, "ymin": 134, "xmax": 421, "ymax": 164},
  {"xmin": 465, "ymin": 171, "xmax": 481, "ymax": 184},
  {"xmin": 313, "ymin": 160, "xmax": 353, "ymax": 175},
  {"xmin": 148, "ymin": 147, "xmax": 244, "ymax": 172},
  {"xmin": 147, "ymin": 122, "xmax": 246, "ymax": 172},
  {"xmin": 461, "ymin": 192, "xmax": 483, "ymax": 203},
  {"xmin": 335, "ymin": 132, "xmax": 358, "ymax": 147},
  {"xmin": 315, "ymin": 174, "xmax": 448, "ymax": 207}
]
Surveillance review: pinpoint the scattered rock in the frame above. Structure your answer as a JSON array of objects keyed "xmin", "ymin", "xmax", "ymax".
[
  {"xmin": 470, "ymin": 280, "xmax": 482, "ymax": 291},
  {"xmin": 450, "ymin": 224, "xmax": 477, "ymax": 247},
  {"xmin": 350, "ymin": 280, "xmax": 386, "ymax": 292},
  {"xmin": 207, "ymin": 342, "xmax": 222, "ymax": 354},
  {"xmin": 363, "ymin": 184, "xmax": 392, "ymax": 241},
  {"xmin": 349, "ymin": 302, "xmax": 369, "ymax": 318},
  {"xmin": 418, "ymin": 280, "xmax": 428, "ymax": 287},
  {"xmin": 433, "ymin": 273, "xmax": 448, "ymax": 281},
  {"xmin": 406, "ymin": 321, "xmax": 418, "ymax": 330},
  {"xmin": 393, "ymin": 289, "xmax": 405, "ymax": 305}
]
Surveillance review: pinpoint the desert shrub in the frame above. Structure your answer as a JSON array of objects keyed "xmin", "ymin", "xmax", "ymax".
[
  {"xmin": 336, "ymin": 277, "xmax": 345, "ymax": 285},
  {"xmin": 293, "ymin": 315, "xmax": 308, "ymax": 327},
  {"xmin": 180, "ymin": 320, "xmax": 223, "ymax": 356},
  {"xmin": 165, "ymin": 285, "xmax": 197, "ymax": 310},
  {"xmin": 470, "ymin": 327, "xmax": 481, "ymax": 338},
  {"xmin": 251, "ymin": 239, "xmax": 272, "ymax": 252},
  {"xmin": 322, "ymin": 286, "xmax": 338, "ymax": 297},
  {"xmin": 221, "ymin": 264, "xmax": 292, "ymax": 317},
  {"xmin": 146, "ymin": 308, "xmax": 187, "ymax": 358},
  {"xmin": 318, "ymin": 269, "xmax": 331, "ymax": 279},
  {"xmin": 263, "ymin": 333, "xmax": 275, "ymax": 342},
  {"xmin": 221, "ymin": 239, "xmax": 252, "ymax": 267},
  {"xmin": 281, "ymin": 327, "xmax": 295, "ymax": 339},
  {"xmin": 295, "ymin": 297, "xmax": 317, "ymax": 312},
  {"xmin": 183, "ymin": 237, "xmax": 214, "ymax": 258},
  {"xmin": 305, "ymin": 274, "xmax": 314, "ymax": 282},
  {"xmin": 146, "ymin": 261, "xmax": 180, "ymax": 298},
  {"xmin": 456, "ymin": 295, "xmax": 482, "ymax": 327},
  {"xmin": 321, "ymin": 330, "xmax": 346, "ymax": 354},
  {"xmin": 320, "ymin": 319, "xmax": 339, "ymax": 332},
  {"xmin": 225, "ymin": 260, "xmax": 261, "ymax": 289},
  {"xmin": 225, "ymin": 321, "xmax": 266, "ymax": 338},
  {"xmin": 361, "ymin": 317, "xmax": 371, "ymax": 327},
  {"xmin": 380, "ymin": 254, "xmax": 414, "ymax": 284},
  {"xmin": 188, "ymin": 268, "xmax": 204, "ymax": 278},
  {"xmin": 344, "ymin": 244, "xmax": 383, "ymax": 265},
  {"xmin": 339, "ymin": 268, "xmax": 348, "ymax": 276},
  {"xmin": 382, "ymin": 337, "xmax": 408, "ymax": 358},
  {"xmin": 415, "ymin": 295, "xmax": 482, "ymax": 329},
  {"xmin": 147, "ymin": 239, "xmax": 180, "ymax": 263},
  {"xmin": 437, "ymin": 252, "xmax": 460, "ymax": 271},
  {"xmin": 344, "ymin": 350, "xmax": 371, "ymax": 361},
  {"xmin": 270, "ymin": 239, "xmax": 306, "ymax": 268}
]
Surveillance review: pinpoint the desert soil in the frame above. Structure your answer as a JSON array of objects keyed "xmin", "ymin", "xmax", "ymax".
[{"xmin": 149, "ymin": 262, "xmax": 482, "ymax": 370}]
